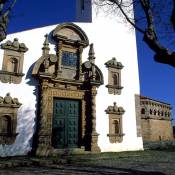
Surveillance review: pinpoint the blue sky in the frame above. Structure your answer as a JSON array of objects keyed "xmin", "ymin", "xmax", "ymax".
[
  {"xmin": 5, "ymin": 0, "xmax": 175, "ymax": 124},
  {"xmin": 8, "ymin": 0, "xmax": 76, "ymax": 33}
]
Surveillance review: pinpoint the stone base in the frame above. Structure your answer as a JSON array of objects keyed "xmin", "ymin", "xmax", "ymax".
[
  {"xmin": 36, "ymin": 146, "xmax": 88, "ymax": 156},
  {"xmin": 91, "ymin": 133, "xmax": 101, "ymax": 153}
]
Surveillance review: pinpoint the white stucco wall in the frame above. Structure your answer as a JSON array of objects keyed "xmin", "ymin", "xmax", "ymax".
[
  {"xmin": 79, "ymin": 9, "xmax": 143, "ymax": 152},
  {"xmin": 0, "ymin": 4, "xmax": 143, "ymax": 156}
]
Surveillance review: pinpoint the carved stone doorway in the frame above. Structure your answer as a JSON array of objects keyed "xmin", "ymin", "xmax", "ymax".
[
  {"xmin": 52, "ymin": 98, "xmax": 81, "ymax": 149},
  {"xmin": 32, "ymin": 23, "xmax": 104, "ymax": 155}
]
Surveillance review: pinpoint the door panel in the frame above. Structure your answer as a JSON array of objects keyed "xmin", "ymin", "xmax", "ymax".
[{"xmin": 52, "ymin": 99, "xmax": 80, "ymax": 148}]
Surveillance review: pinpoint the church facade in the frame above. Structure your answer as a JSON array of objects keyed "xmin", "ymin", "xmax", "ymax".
[{"xmin": 0, "ymin": 1, "xmax": 154, "ymax": 156}]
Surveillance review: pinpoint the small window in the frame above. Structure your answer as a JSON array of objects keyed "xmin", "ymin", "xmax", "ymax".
[
  {"xmin": 113, "ymin": 120, "xmax": 120, "ymax": 134},
  {"xmin": 81, "ymin": 0, "xmax": 85, "ymax": 11},
  {"xmin": 141, "ymin": 108, "xmax": 145, "ymax": 114},
  {"xmin": 10, "ymin": 57, "xmax": 18, "ymax": 73},
  {"xmin": 0, "ymin": 115, "xmax": 11, "ymax": 134},
  {"xmin": 105, "ymin": 58, "xmax": 123, "ymax": 95},
  {"xmin": 158, "ymin": 111, "xmax": 160, "ymax": 116},
  {"xmin": 150, "ymin": 109, "xmax": 152, "ymax": 115},
  {"xmin": 106, "ymin": 102, "xmax": 124, "ymax": 143},
  {"xmin": 113, "ymin": 73, "xmax": 119, "ymax": 86},
  {"xmin": 154, "ymin": 110, "xmax": 157, "ymax": 115}
]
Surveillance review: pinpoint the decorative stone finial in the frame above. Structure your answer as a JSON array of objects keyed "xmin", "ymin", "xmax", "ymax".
[
  {"xmin": 105, "ymin": 102, "xmax": 125, "ymax": 115},
  {"xmin": 1, "ymin": 38, "xmax": 28, "ymax": 52},
  {"xmin": 42, "ymin": 34, "xmax": 50, "ymax": 55},
  {"xmin": 88, "ymin": 43, "xmax": 95, "ymax": 64},
  {"xmin": 0, "ymin": 93, "xmax": 21, "ymax": 106},
  {"xmin": 105, "ymin": 57, "xmax": 123, "ymax": 69}
]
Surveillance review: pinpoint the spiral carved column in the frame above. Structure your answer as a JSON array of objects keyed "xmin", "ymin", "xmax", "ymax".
[
  {"xmin": 91, "ymin": 86, "xmax": 101, "ymax": 152},
  {"xmin": 36, "ymin": 80, "xmax": 51, "ymax": 156}
]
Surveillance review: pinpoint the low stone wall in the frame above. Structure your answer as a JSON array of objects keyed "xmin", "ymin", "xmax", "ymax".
[{"xmin": 143, "ymin": 140, "xmax": 175, "ymax": 150}]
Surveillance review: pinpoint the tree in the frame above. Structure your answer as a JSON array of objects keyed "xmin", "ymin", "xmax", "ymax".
[
  {"xmin": 0, "ymin": 0, "xmax": 16, "ymax": 42},
  {"xmin": 94, "ymin": 0, "xmax": 175, "ymax": 67}
]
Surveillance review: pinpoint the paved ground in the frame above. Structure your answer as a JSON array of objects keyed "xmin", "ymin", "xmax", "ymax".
[{"xmin": 0, "ymin": 150, "xmax": 175, "ymax": 175}]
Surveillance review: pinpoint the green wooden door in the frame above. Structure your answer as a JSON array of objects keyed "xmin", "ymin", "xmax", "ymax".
[{"xmin": 52, "ymin": 99, "xmax": 80, "ymax": 148}]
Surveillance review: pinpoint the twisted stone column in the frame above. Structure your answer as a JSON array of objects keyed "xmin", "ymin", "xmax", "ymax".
[
  {"xmin": 91, "ymin": 86, "xmax": 101, "ymax": 152},
  {"xmin": 36, "ymin": 80, "xmax": 51, "ymax": 156}
]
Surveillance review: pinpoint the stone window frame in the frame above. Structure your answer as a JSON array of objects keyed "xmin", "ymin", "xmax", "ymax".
[
  {"xmin": 9, "ymin": 57, "xmax": 19, "ymax": 73},
  {"xmin": 0, "ymin": 38, "xmax": 28, "ymax": 84},
  {"xmin": 0, "ymin": 115, "xmax": 12, "ymax": 135},
  {"xmin": 105, "ymin": 57, "xmax": 124, "ymax": 95},
  {"xmin": 105, "ymin": 102, "xmax": 125, "ymax": 143},
  {"xmin": 0, "ymin": 93, "xmax": 21, "ymax": 145},
  {"xmin": 141, "ymin": 108, "xmax": 146, "ymax": 114}
]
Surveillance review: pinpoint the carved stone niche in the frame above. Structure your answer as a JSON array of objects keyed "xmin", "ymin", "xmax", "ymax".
[
  {"xmin": 0, "ymin": 38, "xmax": 28, "ymax": 84},
  {"xmin": 0, "ymin": 93, "xmax": 21, "ymax": 144},
  {"xmin": 105, "ymin": 102, "xmax": 125, "ymax": 143},
  {"xmin": 105, "ymin": 57, "xmax": 124, "ymax": 95}
]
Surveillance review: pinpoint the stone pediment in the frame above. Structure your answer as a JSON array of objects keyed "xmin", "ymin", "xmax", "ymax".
[
  {"xmin": 32, "ymin": 24, "xmax": 103, "ymax": 86},
  {"xmin": 52, "ymin": 23, "xmax": 89, "ymax": 47}
]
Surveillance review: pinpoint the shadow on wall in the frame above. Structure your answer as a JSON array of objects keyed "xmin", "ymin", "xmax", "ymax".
[
  {"xmin": 25, "ymin": 62, "xmax": 40, "ymax": 155},
  {"xmin": 0, "ymin": 63, "xmax": 39, "ymax": 157},
  {"xmin": 0, "ymin": 106, "xmax": 36, "ymax": 157}
]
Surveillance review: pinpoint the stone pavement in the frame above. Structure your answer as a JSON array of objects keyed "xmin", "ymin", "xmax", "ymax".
[
  {"xmin": 0, "ymin": 156, "xmax": 167, "ymax": 175},
  {"xmin": 0, "ymin": 164, "xmax": 165, "ymax": 175}
]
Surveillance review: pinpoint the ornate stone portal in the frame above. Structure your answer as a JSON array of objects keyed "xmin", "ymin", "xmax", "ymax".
[{"xmin": 32, "ymin": 23, "xmax": 103, "ymax": 155}]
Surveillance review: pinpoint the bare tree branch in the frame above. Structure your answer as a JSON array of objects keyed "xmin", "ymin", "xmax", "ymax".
[
  {"xmin": 95, "ymin": 0, "xmax": 175, "ymax": 67},
  {"xmin": 0, "ymin": 0, "xmax": 17, "ymax": 42}
]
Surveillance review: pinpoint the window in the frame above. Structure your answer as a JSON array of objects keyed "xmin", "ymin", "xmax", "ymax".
[
  {"xmin": 0, "ymin": 38, "xmax": 28, "ymax": 84},
  {"xmin": 113, "ymin": 73, "xmax": 119, "ymax": 86},
  {"xmin": 0, "ymin": 93, "xmax": 21, "ymax": 144},
  {"xmin": 113, "ymin": 120, "xmax": 120, "ymax": 134},
  {"xmin": 106, "ymin": 102, "xmax": 125, "ymax": 143},
  {"xmin": 10, "ymin": 57, "xmax": 18, "ymax": 73},
  {"xmin": 0, "ymin": 115, "xmax": 11, "ymax": 134},
  {"xmin": 141, "ymin": 108, "xmax": 145, "ymax": 114},
  {"xmin": 105, "ymin": 57, "xmax": 123, "ymax": 95},
  {"xmin": 154, "ymin": 110, "xmax": 157, "ymax": 115},
  {"xmin": 62, "ymin": 51, "xmax": 78, "ymax": 67}
]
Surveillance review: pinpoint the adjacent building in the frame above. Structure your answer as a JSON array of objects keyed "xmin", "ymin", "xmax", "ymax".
[{"xmin": 140, "ymin": 96, "xmax": 174, "ymax": 142}]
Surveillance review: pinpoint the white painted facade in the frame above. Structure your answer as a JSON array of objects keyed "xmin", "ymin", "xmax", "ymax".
[{"xmin": 0, "ymin": 4, "xmax": 143, "ymax": 156}]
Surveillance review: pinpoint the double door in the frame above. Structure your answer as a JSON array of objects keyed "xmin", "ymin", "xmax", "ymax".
[{"xmin": 52, "ymin": 99, "xmax": 80, "ymax": 148}]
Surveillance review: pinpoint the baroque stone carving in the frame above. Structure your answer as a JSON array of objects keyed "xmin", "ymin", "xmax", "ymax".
[
  {"xmin": 0, "ymin": 38, "xmax": 28, "ymax": 84},
  {"xmin": 32, "ymin": 23, "xmax": 103, "ymax": 155},
  {"xmin": 105, "ymin": 57, "xmax": 123, "ymax": 95},
  {"xmin": 105, "ymin": 102, "xmax": 125, "ymax": 143},
  {"xmin": 0, "ymin": 93, "xmax": 21, "ymax": 144}
]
